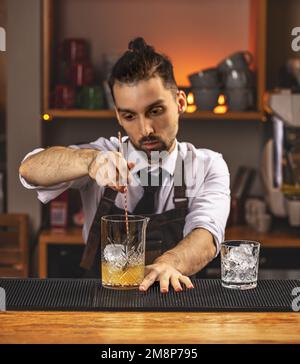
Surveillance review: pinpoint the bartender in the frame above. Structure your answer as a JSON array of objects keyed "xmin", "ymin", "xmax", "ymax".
[{"xmin": 19, "ymin": 37, "xmax": 231, "ymax": 293}]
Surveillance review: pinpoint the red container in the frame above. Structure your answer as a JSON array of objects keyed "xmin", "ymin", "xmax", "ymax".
[
  {"xmin": 50, "ymin": 191, "xmax": 69, "ymax": 230},
  {"xmin": 69, "ymin": 62, "xmax": 94, "ymax": 87},
  {"xmin": 53, "ymin": 84, "xmax": 75, "ymax": 109},
  {"xmin": 62, "ymin": 38, "xmax": 89, "ymax": 63}
]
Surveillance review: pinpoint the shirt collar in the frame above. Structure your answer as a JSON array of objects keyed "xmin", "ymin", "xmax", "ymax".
[{"xmin": 125, "ymin": 138, "xmax": 178, "ymax": 176}]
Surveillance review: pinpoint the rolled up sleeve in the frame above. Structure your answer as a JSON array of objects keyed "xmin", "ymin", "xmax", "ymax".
[
  {"xmin": 183, "ymin": 152, "xmax": 231, "ymax": 256},
  {"xmin": 19, "ymin": 146, "xmax": 90, "ymax": 204}
]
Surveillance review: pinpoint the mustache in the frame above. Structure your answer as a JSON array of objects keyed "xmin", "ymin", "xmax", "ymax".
[{"xmin": 140, "ymin": 136, "xmax": 162, "ymax": 144}]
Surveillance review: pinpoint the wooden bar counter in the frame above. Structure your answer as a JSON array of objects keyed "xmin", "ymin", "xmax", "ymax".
[
  {"xmin": 2, "ymin": 222, "xmax": 298, "ymax": 344},
  {"xmin": 0, "ymin": 311, "xmax": 300, "ymax": 344}
]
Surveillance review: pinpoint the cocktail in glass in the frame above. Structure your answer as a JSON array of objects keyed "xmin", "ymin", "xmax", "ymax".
[{"xmin": 101, "ymin": 215, "xmax": 150, "ymax": 289}]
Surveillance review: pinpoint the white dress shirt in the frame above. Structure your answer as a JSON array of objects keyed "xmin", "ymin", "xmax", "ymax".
[{"xmin": 19, "ymin": 137, "xmax": 231, "ymax": 256}]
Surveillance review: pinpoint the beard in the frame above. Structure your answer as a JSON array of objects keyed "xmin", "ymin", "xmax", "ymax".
[{"xmin": 131, "ymin": 135, "xmax": 175, "ymax": 157}]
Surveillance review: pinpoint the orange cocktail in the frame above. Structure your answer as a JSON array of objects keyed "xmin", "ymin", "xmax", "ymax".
[
  {"xmin": 101, "ymin": 262, "xmax": 145, "ymax": 289},
  {"xmin": 101, "ymin": 215, "xmax": 149, "ymax": 290}
]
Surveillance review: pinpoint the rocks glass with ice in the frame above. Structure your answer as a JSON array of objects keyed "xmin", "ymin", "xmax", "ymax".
[
  {"xmin": 101, "ymin": 215, "xmax": 150, "ymax": 289},
  {"xmin": 221, "ymin": 240, "xmax": 260, "ymax": 290}
]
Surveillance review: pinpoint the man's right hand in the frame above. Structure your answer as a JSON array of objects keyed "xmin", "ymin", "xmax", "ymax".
[{"xmin": 88, "ymin": 151, "xmax": 135, "ymax": 193}]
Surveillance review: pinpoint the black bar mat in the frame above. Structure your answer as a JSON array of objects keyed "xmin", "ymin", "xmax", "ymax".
[{"xmin": 0, "ymin": 279, "xmax": 299, "ymax": 312}]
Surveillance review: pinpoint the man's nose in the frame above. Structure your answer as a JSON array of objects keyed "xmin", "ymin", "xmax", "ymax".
[{"xmin": 139, "ymin": 116, "xmax": 154, "ymax": 136}]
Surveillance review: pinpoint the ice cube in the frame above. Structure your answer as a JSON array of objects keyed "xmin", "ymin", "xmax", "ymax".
[
  {"xmin": 225, "ymin": 245, "xmax": 258, "ymax": 271},
  {"xmin": 239, "ymin": 244, "xmax": 254, "ymax": 257},
  {"xmin": 103, "ymin": 244, "xmax": 127, "ymax": 269},
  {"xmin": 228, "ymin": 245, "xmax": 254, "ymax": 262}
]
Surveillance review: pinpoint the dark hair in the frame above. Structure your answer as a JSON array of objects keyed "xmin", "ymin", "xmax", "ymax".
[{"xmin": 108, "ymin": 37, "xmax": 178, "ymax": 100}]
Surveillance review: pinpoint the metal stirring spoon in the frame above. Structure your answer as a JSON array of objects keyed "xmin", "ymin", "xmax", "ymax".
[{"xmin": 118, "ymin": 131, "xmax": 130, "ymax": 242}]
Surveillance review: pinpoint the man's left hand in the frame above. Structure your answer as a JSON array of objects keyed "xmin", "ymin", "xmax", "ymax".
[{"xmin": 139, "ymin": 262, "xmax": 194, "ymax": 293}]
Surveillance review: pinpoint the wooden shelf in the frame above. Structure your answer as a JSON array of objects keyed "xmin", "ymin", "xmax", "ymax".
[
  {"xmin": 183, "ymin": 111, "xmax": 264, "ymax": 121},
  {"xmin": 38, "ymin": 227, "xmax": 84, "ymax": 278},
  {"xmin": 0, "ymin": 214, "xmax": 29, "ymax": 278},
  {"xmin": 39, "ymin": 227, "xmax": 84, "ymax": 245},
  {"xmin": 39, "ymin": 224, "xmax": 300, "ymax": 249},
  {"xmin": 38, "ymin": 224, "xmax": 300, "ymax": 278},
  {"xmin": 43, "ymin": 109, "xmax": 265, "ymax": 121},
  {"xmin": 43, "ymin": 109, "xmax": 116, "ymax": 119},
  {"xmin": 42, "ymin": 0, "xmax": 267, "ymax": 120}
]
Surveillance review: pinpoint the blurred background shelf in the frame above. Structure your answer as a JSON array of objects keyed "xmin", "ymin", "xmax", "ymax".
[
  {"xmin": 182, "ymin": 111, "xmax": 265, "ymax": 121},
  {"xmin": 44, "ymin": 109, "xmax": 116, "ymax": 119},
  {"xmin": 225, "ymin": 224, "xmax": 300, "ymax": 248},
  {"xmin": 43, "ymin": 0, "xmax": 266, "ymax": 120},
  {"xmin": 39, "ymin": 224, "xmax": 300, "ymax": 248},
  {"xmin": 38, "ymin": 225, "xmax": 300, "ymax": 278},
  {"xmin": 44, "ymin": 109, "xmax": 265, "ymax": 121}
]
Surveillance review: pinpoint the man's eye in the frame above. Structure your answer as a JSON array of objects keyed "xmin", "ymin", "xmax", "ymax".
[
  {"xmin": 150, "ymin": 107, "xmax": 164, "ymax": 115},
  {"xmin": 123, "ymin": 114, "xmax": 135, "ymax": 121}
]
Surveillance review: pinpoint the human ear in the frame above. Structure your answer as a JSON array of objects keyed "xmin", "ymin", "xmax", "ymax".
[{"xmin": 177, "ymin": 90, "xmax": 187, "ymax": 114}]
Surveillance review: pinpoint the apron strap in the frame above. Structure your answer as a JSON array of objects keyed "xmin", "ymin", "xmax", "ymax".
[
  {"xmin": 173, "ymin": 152, "xmax": 188, "ymax": 210},
  {"xmin": 80, "ymin": 187, "xmax": 118, "ymax": 270}
]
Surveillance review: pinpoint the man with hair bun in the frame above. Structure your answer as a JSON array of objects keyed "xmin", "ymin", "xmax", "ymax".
[{"xmin": 19, "ymin": 37, "xmax": 230, "ymax": 293}]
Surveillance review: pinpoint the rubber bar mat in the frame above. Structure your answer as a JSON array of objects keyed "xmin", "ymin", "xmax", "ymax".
[{"xmin": 0, "ymin": 279, "xmax": 299, "ymax": 312}]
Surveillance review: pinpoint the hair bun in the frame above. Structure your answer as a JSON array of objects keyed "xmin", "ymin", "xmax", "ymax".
[{"xmin": 128, "ymin": 37, "xmax": 154, "ymax": 53}]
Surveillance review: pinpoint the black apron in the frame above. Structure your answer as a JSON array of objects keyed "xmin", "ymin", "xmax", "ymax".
[{"xmin": 80, "ymin": 147, "xmax": 189, "ymax": 278}]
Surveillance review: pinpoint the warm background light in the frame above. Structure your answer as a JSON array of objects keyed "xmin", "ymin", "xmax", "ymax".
[
  {"xmin": 57, "ymin": 0, "xmax": 250, "ymax": 86},
  {"xmin": 218, "ymin": 95, "xmax": 226, "ymax": 105},
  {"xmin": 186, "ymin": 105, "xmax": 197, "ymax": 113},
  {"xmin": 187, "ymin": 92, "xmax": 195, "ymax": 105},
  {"xmin": 213, "ymin": 94, "xmax": 228, "ymax": 114},
  {"xmin": 42, "ymin": 113, "xmax": 51, "ymax": 121},
  {"xmin": 186, "ymin": 91, "xmax": 197, "ymax": 113}
]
